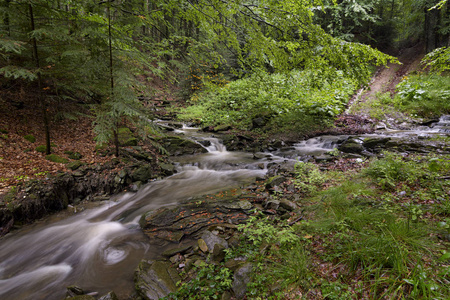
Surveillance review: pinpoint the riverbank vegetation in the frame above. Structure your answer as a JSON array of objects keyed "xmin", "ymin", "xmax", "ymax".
[{"xmin": 170, "ymin": 153, "xmax": 450, "ymax": 299}]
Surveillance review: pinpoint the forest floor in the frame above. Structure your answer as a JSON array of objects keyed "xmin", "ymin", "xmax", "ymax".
[{"xmin": 0, "ymin": 77, "xmax": 175, "ymax": 195}]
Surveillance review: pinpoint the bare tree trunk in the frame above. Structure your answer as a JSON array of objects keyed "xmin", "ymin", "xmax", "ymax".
[
  {"xmin": 107, "ymin": 2, "xmax": 119, "ymax": 157},
  {"xmin": 29, "ymin": 3, "xmax": 51, "ymax": 155}
]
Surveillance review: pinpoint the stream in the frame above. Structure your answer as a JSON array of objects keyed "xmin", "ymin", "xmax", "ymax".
[{"xmin": 0, "ymin": 117, "xmax": 448, "ymax": 300}]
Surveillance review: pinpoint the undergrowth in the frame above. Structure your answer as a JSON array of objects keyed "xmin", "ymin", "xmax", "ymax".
[
  {"xmin": 177, "ymin": 69, "xmax": 357, "ymax": 134},
  {"xmin": 171, "ymin": 152, "xmax": 450, "ymax": 299}
]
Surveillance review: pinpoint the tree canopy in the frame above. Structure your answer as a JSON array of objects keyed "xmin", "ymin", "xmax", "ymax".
[{"xmin": 0, "ymin": 0, "xmax": 448, "ymax": 148}]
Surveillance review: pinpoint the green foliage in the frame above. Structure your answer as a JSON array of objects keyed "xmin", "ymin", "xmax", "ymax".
[
  {"xmin": 271, "ymin": 244, "xmax": 311, "ymax": 287},
  {"xmin": 395, "ymin": 74, "xmax": 450, "ymax": 117},
  {"xmin": 364, "ymin": 152, "xmax": 421, "ymax": 190},
  {"xmin": 237, "ymin": 213, "xmax": 299, "ymax": 248},
  {"xmin": 321, "ymin": 281, "xmax": 354, "ymax": 300},
  {"xmin": 179, "ymin": 69, "xmax": 357, "ymax": 132},
  {"xmin": 294, "ymin": 162, "xmax": 327, "ymax": 196},
  {"xmin": 422, "ymin": 47, "xmax": 450, "ymax": 74},
  {"xmin": 315, "ymin": 0, "xmax": 381, "ymax": 41},
  {"xmin": 344, "ymin": 217, "xmax": 429, "ymax": 273},
  {"xmin": 182, "ymin": 0, "xmax": 395, "ymax": 82},
  {"xmin": 2, "ymin": 186, "xmax": 18, "ymax": 209},
  {"xmin": 165, "ymin": 263, "xmax": 232, "ymax": 300},
  {"xmin": 350, "ymin": 91, "xmax": 401, "ymax": 120}
]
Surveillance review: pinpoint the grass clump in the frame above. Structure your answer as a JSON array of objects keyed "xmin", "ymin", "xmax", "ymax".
[{"xmin": 364, "ymin": 151, "xmax": 420, "ymax": 190}]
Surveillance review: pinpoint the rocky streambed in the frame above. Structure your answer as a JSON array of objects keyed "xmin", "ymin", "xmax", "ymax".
[{"xmin": 0, "ymin": 116, "xmax": 449, "ymax": 300}]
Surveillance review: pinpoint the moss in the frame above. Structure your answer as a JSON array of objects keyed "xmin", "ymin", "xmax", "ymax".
[
  {"xmin": 67, "ymin": 161, "xmax": 84, "ymax": 170},
  {"xmin": 118, "ymin": 127, "xmax": 138, "ymax": 146},
  {"xmin": 36, "ymin": 143, "xmax": 57, "ymax": 153},
  {"xmin": 45, "ymin": 154, "xmax": 68, "ymax": 164},
  {"xmin": 35, "ymin": 145, "xmax": 47, "ymax": 153},
  {"xmin": 3, "ymin": 186, "xmax": 18, "ymax": 203},
  {"xmin": 23, "ymin": 134, "xmax": 36, "ymax": 143}
]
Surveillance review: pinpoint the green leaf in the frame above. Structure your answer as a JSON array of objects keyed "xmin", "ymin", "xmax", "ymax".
[{"xmin": 439, "ymin": 252, "xmax": 450, "ymax": 261}]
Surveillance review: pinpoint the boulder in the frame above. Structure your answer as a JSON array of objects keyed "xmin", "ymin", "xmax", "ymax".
[
  {"xmin": 265, "ymin": 175, "xmax": 286, "ymax": 190},
  {"xmin": 232, "ymin": 263, "xmax": 253, "ymax": 299},
  {"xmin": 118, "ymin": 127, "xmax": 138, "ymax": 147},
  {"xmin": 161, "ymin": 136, "xmax": 207, "ymax": 156},
  {"xmin": 279, "ymin": 199, "xmax": 297, "ymax": 211},
  {"xmin": 67, "ymin": 161, "xmax": 84, "ymax": 171},
  {"xmin": 139, "ymin": 193, "xmax": 253, "ymax": 243},
  {"xmin": 338, "ymin": 138, "xmax": 364, "ymax": 154},
  {"xmin": 251, "ymin": 117, "xmax": 267, "ymax": 129},
  {"xmin": 158, "ymin": 162, "xmax": 176, "ymax": 176},
  {"xmin": 135, "ymin": 260, "xmax": 181, "ymax": 300},
  {"xmin": 131, "ymin": 164, "xmax": 154, "ymax": 182},
  {"xmin": 98, "ymin": 292, "xmax": 119, "ymax": 300},
  {"xmin": 213, "ymin": 125, "xmax": 232, "ymax": 132},
  {"xmin": 201, "ymin": 230, "xmax": 228, "ymax": 253},
  {"xmin": 162, "ymin": 244, "xmax": 193, "ymax": 257},
  {"xmin": 363, "ymin": 137, "xmax": 391, "ymax": 150},
  {"xmin": 212, "ymin": 243, "xmax": 227, "ymax": 263}
]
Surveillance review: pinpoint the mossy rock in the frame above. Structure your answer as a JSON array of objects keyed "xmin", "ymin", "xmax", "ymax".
[
  {"xmin": 46, "ymin": 154, "xmax": 68, "ymax": 164},
  {"xmin": 23, "ymin": 134, "xmax": 36, "ymax": 143},
  {"xmin": 36, "ymin": 145, "xmax": 47, "ymax": 153},
  {"xmin": 265, "ymin": 175, "xmax": 286, "ymax": 189},
  {"xmin": 67, "ymin": 161, "xmax": 84, "ymax": 170},
  {"xmin": 118, "ymin": 127, "xmax": 138, "ymax": 146},
  {"xmin": 213, "ymin": 124, "xmax": 232, "ymax": 132},
  {"xmin": 69, "ymin": 152, "xmax": 83, "ymax": 160},
  {"xmin": 95, "ymin": 143, "xmax": 107, "ymax": 150}
]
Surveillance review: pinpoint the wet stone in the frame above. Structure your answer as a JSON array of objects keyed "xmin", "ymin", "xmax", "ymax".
[
  {"xmin": 232, "ymin": 263, "xmax": 253, "ymax": 299},
  {"xmin": 162, "ymin": 244, "xmax": 193, "ymax": 257},
  {"xmin": 98, "ymin": 291, "xmax": 119, "ymax": 300},
  {"xmin": 201, "ymin": 230, "xmax": 228, "ymax": 253},
  {"xmin": 198, "ymin": 239, "xmax": 208, "ymax": 252},
  {"xmin": 135, "ymin": 260, "xmax": 181, "ymax": 300}
]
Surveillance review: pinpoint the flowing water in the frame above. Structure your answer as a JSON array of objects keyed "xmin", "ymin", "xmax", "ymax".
[{"xmin": 0, "ymin": 117, "xmax": 448, "ymax": 299}]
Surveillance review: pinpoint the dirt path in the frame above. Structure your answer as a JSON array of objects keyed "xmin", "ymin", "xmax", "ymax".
[{"xmin": 347, "ymin": 44, "xmax": 425, "ymax": 111}]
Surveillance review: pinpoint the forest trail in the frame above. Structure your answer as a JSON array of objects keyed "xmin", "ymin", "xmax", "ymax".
[{"xmin": 347, "ymin": 43, "xmax": 425, "ymax": 111}]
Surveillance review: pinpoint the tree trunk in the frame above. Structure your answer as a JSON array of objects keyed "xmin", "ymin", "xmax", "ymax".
[
  {"xmin": 29, "ymin": 3, "xmax": 51, "ymax": 155},
  {"xmin": 4, "ymin": 0, "xmax": 11, "ymax": 36},
  {"xmin": 107, "ymin": 2, "xmax": 119, "ymax": 157}
]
